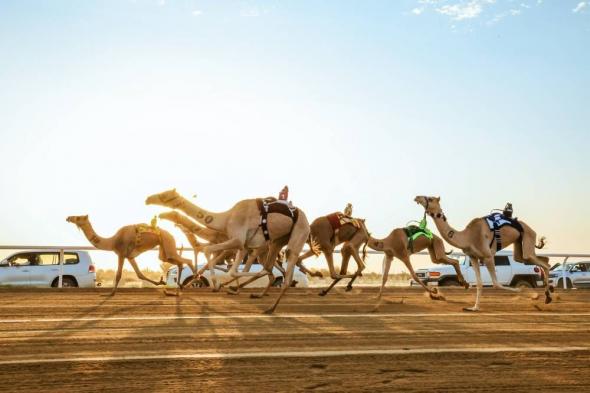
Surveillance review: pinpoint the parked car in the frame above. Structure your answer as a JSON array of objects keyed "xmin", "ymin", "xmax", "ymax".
[
  {"xmin": 411, "ymin": 251, "xmax": 544, "ymax": 288},
  {"xmin": 166, "ymin": 261, "xmax": 309, "ymax": 288},
  {"xmin": 0, "ymin": 250, "xmax": 96, "ymax": 288},
  {"xmin": 549, "ymin": 261, "xmax": 590, "ymax": 289}
]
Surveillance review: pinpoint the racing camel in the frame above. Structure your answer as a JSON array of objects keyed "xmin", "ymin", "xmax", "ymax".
[
  {"xmin": 145, "ymin": 189, "xmax": 311, "ymax": 313},
  {"xmin": 366, "ymin": 217, "xmax": 469, "ymax": 308},
  {"xmin": 414, "ymin": 196, "xmax": 551, "ymax": 311},
  {"xmin": 66, "ymin": 215, "xmax": 196, "ymax": 295},
  {"xmin": 297, "ymin": 207, "xmax": 370, "ymax": 296}
]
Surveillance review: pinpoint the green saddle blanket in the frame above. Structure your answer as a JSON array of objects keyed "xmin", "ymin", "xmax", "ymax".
[{"xmin": 403, "ymin": 218, "xmax": 433, "ymax": 252}]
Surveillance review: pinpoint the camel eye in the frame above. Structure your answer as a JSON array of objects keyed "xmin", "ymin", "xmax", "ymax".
[{"xmin": 427, "ymin": 198, "xmax": 432, "ymax": 202}]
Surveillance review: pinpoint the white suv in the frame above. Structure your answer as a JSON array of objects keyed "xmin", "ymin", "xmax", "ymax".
[
  {"xmin": 412, "ymin": 251, "xmax": 544, "ymax": 288},
  {"xmin": 549, "ymin": 261, "xmax": 590, "ymax": 289},
  {"xmin": 0, "ymin": 250, "xmax": 97, "ymax": 288}
]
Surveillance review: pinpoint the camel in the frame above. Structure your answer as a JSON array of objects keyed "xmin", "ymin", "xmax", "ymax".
[
  {"xmin": 66, "ymin": 215, "xmax": 196, "ymax": 295},
  {"xmin": 366, "ymin": 218, "xmax": 469, "ymax": 306},
  {"xmin": 158, "ymin": 211, "xmax": 235, "ymax": 267},
  {"xmin": 145, "ymin": 189, "xmax": 311, "ymax": 313},
  {"xmin": 297, "ymin": 211, "xmax": 370, "ymax": 296},
  {"xmin": 414, "ymin": 196, "xmax": 551, "ymax": 311},
  {"xmin": 159, "ymin": 210, "xmax": 295, "ymax": 291}
]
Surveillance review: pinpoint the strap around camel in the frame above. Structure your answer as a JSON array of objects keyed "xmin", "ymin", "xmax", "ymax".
[
  {"xmin": 484, "ymin": 213, "xmax": 524, "ymax": 251},
  {"xmin": 256, "ymin": 198, "xmax": 299, "ymax": 241}
]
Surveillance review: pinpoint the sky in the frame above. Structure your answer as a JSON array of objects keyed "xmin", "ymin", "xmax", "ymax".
[{"xmin": 0, "ymin": 0, "xmax": 589, "ymax": 272}]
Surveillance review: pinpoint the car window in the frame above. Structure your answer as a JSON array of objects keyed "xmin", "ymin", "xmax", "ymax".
[
  {"xmin": 37, "ymin": 253, "xmax": 60, "ymax": 266},
  {"xmin": 64, "ymin": 253, "xmax": 79, "ymax": 265},
  {"xmin": 494, "ymin": 256, "xmax": 510, "ymax": 266},
  {"xmin": 8, "ymin": 253, "xmax": 36, "ymax": 266}
]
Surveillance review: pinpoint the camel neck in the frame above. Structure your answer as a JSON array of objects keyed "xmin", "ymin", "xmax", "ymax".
[
  {"xmin": 79, "ymin": 221, "xmax": 114, "ymax": 251},
  {"xmin": 172, "ymin": 196, "xmax": 227, "ymax": 232},
  {"xmin": 429, "ymin": 213, "xmax": 470, "ymax": 250}
]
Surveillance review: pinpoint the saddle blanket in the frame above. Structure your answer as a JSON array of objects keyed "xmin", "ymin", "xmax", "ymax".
[{"xmin": 326, "ymin": 212, "xmax": 363, "ymax": 231}]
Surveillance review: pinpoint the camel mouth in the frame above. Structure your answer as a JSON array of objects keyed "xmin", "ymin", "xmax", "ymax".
[{"xmin": 145, "ymin": 196, "xmax": 157, "ymax": 205}]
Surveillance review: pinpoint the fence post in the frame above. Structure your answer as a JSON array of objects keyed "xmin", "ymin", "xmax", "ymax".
[
  {"xmin": 562, "ymin": 256, "xmax": 569, "ymax": 290},
  {"xmin": 58, "ymin": 248, "xmax": 64, "ymax": 288}
]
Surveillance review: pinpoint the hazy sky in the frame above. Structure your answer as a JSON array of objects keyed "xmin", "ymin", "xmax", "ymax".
[{"xmin": 1, "ymin": 0, "xmax": 588, "ymax": 271}]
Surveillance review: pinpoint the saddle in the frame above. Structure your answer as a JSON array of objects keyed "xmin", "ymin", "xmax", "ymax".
[
  {"xmin": 326, "ymin": 212, "xmax": 363, "ymax": 231},
  {"xmin": 403, "ymin": 218, "xmax": 433, "ymax": 253},
  {"xmin": 134, "ymin": 223, "xmax": 161, "ymax": 247},
  {"xmin": 483, "ymin": 213, "xmax": 524, "ymax": 251},
  {"xmin": 256, "ymin": 197, "xmax": 299, "ymax": 241}
]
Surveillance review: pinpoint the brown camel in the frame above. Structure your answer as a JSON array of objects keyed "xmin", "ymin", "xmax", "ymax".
[
  {"xmin": 366, "ymin": 223, "xmax": 469, "ymax": 306},
  {"xmin": 414, "ymin": 196, "xmax": 551, "ymax": 311},
  {"xmin": 145, "ymin": 189, "xmax": 311, "ymax": 313},
  {"xmin": 66, "ymin": 215, "xmax": 196, "ymax": 295},
  {"xmin": 297, "ymin": 212, "xmax": 370, "ymax": 296}
]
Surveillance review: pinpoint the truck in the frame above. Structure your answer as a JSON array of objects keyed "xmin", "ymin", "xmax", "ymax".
[{"xmin": 412, "ymin": 251, "xmax": 544, "ymax": 288}]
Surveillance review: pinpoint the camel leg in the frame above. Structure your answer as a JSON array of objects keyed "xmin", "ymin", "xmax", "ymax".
[
  {"xmin": 343, "ymin": 241, "xmax": 367, "ymax": 291},
  {"xmin": 514, "ymin": 241, "xmax": 553, "ymax": 304},
  {"xmin": 264, "ymin": 229, "xmax": 308, "ymax": 314},
  {"xmin": 340, "ymin": 245, "xmax": 357, "ymax": 292},
  {"xmin": 483, "ymin": 256, "xmax": 520, "ymax": 293},
  {"xmin": 375, "ymin": 254, "xmax": 393, "ymax": 301},
  {"xmin": 110, "ymin": 255, "xmax": 125, "ymax": 296},
  {"xmin": 399, "ymin": 255, "xmax": 443, "ymax": 300},
  {"xmin": 252, "ymin": 242, "xmax": 283, "ymax": 299},
  {"xmin": 464, "ymin": 256, "xmax": 483, "ymax": 312},
  {"xmin": 228, "ymin": 248, "xmax": 261, "ymax": 278},
  {"xmin": 429, "ymin": 239, "xmax": 469, "ymax": 289},
  {"xmin": 297, "ymin": 249, "xmax": 323, "ymax": 278},
  {"xmin": 127, "ymin": 257, "xmax": 165, "ymax": 286}
]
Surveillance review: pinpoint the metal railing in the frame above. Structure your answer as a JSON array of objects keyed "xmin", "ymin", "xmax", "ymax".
[{"xmin": 1, "ymin": 245, "xmax": 588, "ymax": 289}]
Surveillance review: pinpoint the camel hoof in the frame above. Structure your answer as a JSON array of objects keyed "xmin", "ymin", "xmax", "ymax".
[
  {"xmin": 345, "ymin": 285, "xmax": 353, "ymax": 292},
  {"xmin": 250, "ymin": 294, "xmax": 262, "ymax": 299},
  {"xmin": 463, "ymin": 307, "xmax": 479, "ymax": 312},
  {"xmin": 312, "ymin": 272, "xmax": 324, "ymax": 278},
  {"xmin": 430, "ymin": 294, "xmax": 446, "ymax": 301},
  {"xmin": 263, "ymin": 308, "xmax": 275, "ymax": 315},
  {"xmin": 545, "ymin": 295, "xmax": 553, "ymax": 305},
  {"xmin": 318, "ymin": 291, "xmax": 328, "ymax": 297},
  {"xmin": 462, "ymin": 282, "xmax": 470, "ymax": 289},
  {"xmin": 549, "ymin": 285, "xmax": 555, "ymax": 293}
]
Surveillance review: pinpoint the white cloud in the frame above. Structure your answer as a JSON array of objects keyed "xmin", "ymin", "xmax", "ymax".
[
  {"xmin": 192, "ymin": 10, "xmax": 203, "ymax": 16},
  {"xmin": 436, "ymin": 1, "xmax": 496, "ymax": 21},
  {"xmin": 510, "ymin": 9, "xmax": 521, "ymax": 15},
  {"xmin": 157, "ymin": 0, "xmax": 166, "ymax": 6},
  {"xmin": 573, "ymin": 1, "xmax": 587, "ymax": 13},
  {"xmin": 412, "ymin": 7, "xmax": 425, "ymax": 15}
]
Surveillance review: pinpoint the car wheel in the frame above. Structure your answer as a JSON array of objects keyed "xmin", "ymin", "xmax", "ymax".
[
  {"xmin": 53, "ymin": 277, "xmax": 78, "ymax": 288},
  {"xmin": 272, "ymin": 277, "xmax": 284, "ymax": 287},
  {"xmin": 183, "ymin": 276, "xmax": 209, "ymax": 288},
  {"xmin": 556, "ymin": 278, "xmax": 572, "ymax": 289},
  {"xmin": 439, "ymin": 278, "xmax": 460, "ymax": 287},
  {"xmin": 514, "ymin": 280, "xmax": 533, "ymax": 289}
]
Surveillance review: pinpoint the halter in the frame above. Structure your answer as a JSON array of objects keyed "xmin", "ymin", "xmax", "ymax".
[{"xmin": 423, "ymin": 197, "xmax": 447, "ymax": 222}]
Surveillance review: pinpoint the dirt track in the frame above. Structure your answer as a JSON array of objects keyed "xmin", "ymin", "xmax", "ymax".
[{"xmin": 0, "ymin": 286, "xmax": 588, "ymax": 392}]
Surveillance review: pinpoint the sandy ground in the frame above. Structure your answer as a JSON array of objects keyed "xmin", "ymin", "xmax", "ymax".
[{"xmin": 0, "ymin": 286, "xmax": 588, "ymax": 392}]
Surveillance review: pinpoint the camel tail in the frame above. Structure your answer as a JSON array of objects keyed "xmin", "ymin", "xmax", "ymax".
[
  {"xmin": 535, "ymin": 236, "xmax": 547, "ymax": 249},
  {"xmin": 309, "ymin": 235, "xmax": 321, "ymax": 257},
  {"xmin": 361, "ymin": 240, "xmax": 368, "ymax": 262}
]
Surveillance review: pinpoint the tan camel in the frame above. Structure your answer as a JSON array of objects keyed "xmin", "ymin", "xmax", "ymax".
[
  {"xmin": 66, "ymin": 215, "xmax": 196, "ymax": 295},
  {"xmin": 366, "ymin": 223, "xmax": 469, "ymax": 306},
  {"xmin": 414, "ymin": 196, "xmax": 551, "ymax": 311},
  {"xmin": 158, "ymin": 211, "xmax": 235, "ymax": 267},
  {"xmin": 160, "ymin": 210, "xmax": 287, "ymax": 292},
  {"xmin": 297, "ymin": 212, "xmax": 370, "ymax": 296},
  {"xmin": 145, "ymin": 189, "xmax": 311, "ymax": 313}
]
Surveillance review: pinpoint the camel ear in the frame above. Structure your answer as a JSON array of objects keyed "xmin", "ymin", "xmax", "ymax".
[
  {"xmin": 84, "ymin": 215, "xmax": 89, "ymax": 219},
  {"xmin": 436, "ymin": 197, "xmax": 440, "ymax": 202}
]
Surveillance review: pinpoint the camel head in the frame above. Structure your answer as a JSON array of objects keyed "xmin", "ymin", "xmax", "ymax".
[
  {"xmin": 66, "ymin": 215, "xmax": 89, "ymax": 227},
  {"xmin": 414, "ymin": 196, "xmax": 442, "ymax": 216},
  {"xmin": 145, "ymin": 188, "xmax": 180, "ymax": 206}
]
